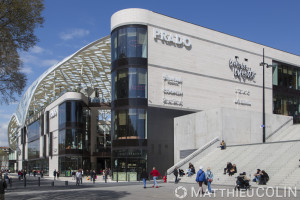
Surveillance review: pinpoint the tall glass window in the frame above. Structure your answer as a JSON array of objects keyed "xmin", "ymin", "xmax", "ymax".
[
  {"xmin": 112, "ymin": 68, "xmax": 147, "ymax": 101},
  {"xmin": 27, "ymin": 120, "xmax": 40, "ymax": 142},
  {"xmin": 28, "ymin": 140, "xmax": 40, "ymax": 159},
  {"xmin": 113, "ymin": 109, "xmax": 147, "ymax": 140},
  {"xmin": 111, "ymin": 25, "xmax": 148, "ymax": 181},
  {"xmin": 111, "ymin": 25, "xmax": 147, "ymax": 62},
  {"xmin": 273, "ymin": 61, "xmax": 300, "ymax": 123},
  {"xmin": 59, "ymin": 101, "xmax": 84, "ymax": 129}
]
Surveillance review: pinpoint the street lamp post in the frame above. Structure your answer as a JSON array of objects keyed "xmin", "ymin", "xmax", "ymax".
[
  {"xmin": 260, "ymin": 48, "xmax": 275, "ymax": 143},
  {"xmin": 262, "ymin": 48, "xmax": 266, "ymax": 143}
]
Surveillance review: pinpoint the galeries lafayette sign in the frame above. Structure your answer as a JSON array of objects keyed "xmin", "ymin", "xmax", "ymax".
[{"xmin": 229, "ymin": 58, "xmax": 256, "ymax": 81}]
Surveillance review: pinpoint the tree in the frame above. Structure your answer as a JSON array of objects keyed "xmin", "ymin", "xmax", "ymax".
[{"xmin": 0, "ymin": 0, "xmax": 44, "ymax": 104}]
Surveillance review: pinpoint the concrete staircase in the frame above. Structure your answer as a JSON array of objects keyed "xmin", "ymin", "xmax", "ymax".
[
  {"xmin": 267, "ymin": 124, "xmax": 300, "ymax": 142},
  {"xmin": 168, "ymin": 124, "xmax": 300, "ymax": 188},
  {"xmin": 171, "ymin": 141, "xmax": 300, "ymax": 188}
]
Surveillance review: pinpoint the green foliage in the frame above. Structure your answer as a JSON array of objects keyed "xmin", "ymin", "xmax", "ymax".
[{"xmin": 0, "ymin": 0, "xmax": 44, "ymax": 104}]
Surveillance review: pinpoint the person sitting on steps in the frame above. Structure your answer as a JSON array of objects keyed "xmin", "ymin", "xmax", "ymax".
[
  {"xmin": 220, "ymin": 140, "xmax": 226, "ymax": 150},
  {"xmin": 224, "ymin": 162, "xmax": 233, "ymax": 175},
  {"xmin": 229, "ymin": 164, "xmax": 237, "ymax": 176}
]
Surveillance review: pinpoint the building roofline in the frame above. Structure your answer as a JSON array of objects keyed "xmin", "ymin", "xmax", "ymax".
[{"xmin": 151, "ymin": 10, "xmax": 300, "ymax": 57}]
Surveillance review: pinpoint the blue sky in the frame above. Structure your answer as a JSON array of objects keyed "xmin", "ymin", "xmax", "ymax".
[{"xmin": 1, "ymin": 0, "xmax": 300, "ymax": 146}]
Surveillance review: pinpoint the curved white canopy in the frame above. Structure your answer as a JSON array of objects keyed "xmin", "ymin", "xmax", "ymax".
[{"xmin": 8, "ymin": 35, "xmax": 111, "ymax": 150}]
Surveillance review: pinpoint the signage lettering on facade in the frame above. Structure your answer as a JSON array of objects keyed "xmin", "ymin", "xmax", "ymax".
[
  {"xmin": 153, "ymin": 28, "xmax": 191, "ymax": 47},
  {"xmin": 163, "ymin": 75, "xmax": 183, "ymax": 106},
  {"xmin": 229, "ymin": 57, "xmax": 256, "ymax": 81},
  {"xmin": 235, "ymin": 88, "xmax": 250, "ymax": 96},
  {"xmin": 234, "ymin": 88, "xmax": 251, "ymax": 106},
  {"xmin": 234, "ymin": 99, "xmax": 251, "ymax": 106}
]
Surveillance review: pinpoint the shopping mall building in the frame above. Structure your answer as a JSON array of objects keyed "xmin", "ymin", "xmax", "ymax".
[{"xmin": 7, "ymin": 8, "xmax": 300, "ymax": 180}]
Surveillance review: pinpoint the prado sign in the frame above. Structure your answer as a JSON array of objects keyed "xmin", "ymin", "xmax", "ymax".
[
  {"xmin": 229, "ymin": 57, "xmax": 256, "ymax": 82},
  {"xmin": 153, "ymin": 28, "xmax": 191, "ymax": 47}
]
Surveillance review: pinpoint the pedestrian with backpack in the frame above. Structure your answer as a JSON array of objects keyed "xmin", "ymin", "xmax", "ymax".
[{"xmin": 195, "ymin": 166, "xmax": 206, "ymax": 195}]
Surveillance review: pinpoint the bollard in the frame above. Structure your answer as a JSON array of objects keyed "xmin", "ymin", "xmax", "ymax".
[
  {"xmin": 51, "ymin": 181, "xmax": 54, "ymax": 187},
  {"xmin": 105, "ymin": 175, "xmax": 107, "ymax": 183},
  {"xmin": 9, "ymin": 178, "xmax": 12, "ymax": 188},
  {"xmin": 38, "ymin": 177, "xmax": 40, "ymax": 186},
  {"xmin": 65, "ymin": 181, "xmax": 68, "ymax": 186}
]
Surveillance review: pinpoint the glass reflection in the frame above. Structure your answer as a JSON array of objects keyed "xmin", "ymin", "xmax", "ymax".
[
  {"xmin": 113, "ymin": 68, "xmax": 147, "ymax": 100},
  {"xmin": 113, "ymin": 109, "xmax": 147, "ymax": 140},
  {"xmin": 111, "ymin": 25, "xmax": 147, "ymax": 62}
]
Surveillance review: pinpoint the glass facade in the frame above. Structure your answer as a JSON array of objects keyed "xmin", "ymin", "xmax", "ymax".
[
  {"xmin": 112, "ymin": 68, "xmax": 147, "ymax": 101},
  {"xmin": 58, "ymin": 100, "xmax": 90, "ymax": 176},
  {"xmin": 111, "ymin": 26, "xmax": 147, "ymax": 62},
  {"xmin": 273, "ymin": 61, "xmax": 300, "ymax": 123},
  {"xmin": 112, "ymin": 149, "xmax": 147, "ymax": 181},
  {"xmin": 112, "ymin": 109, "xmax": 147, "ymax": 140},
  {"xmin": 28, "ymin": 140, "xmax": 40, "ymax": 159},
  {"xmin": 27, "ymin": 120, "xmax": 41, "ymax": 160},
  {"xmin": 111, "ymin": 25, "xmax": 148, "ymax": 180},
  {"xmin": 27, "ymin": 120, "xmax": 41, "ymax": 142},
  {"xmin": 59, "ymin": 156, "xmax": 90, "ymax": 177}
]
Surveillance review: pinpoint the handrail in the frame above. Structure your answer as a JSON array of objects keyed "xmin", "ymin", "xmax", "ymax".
[
  {"xmin": 218, "ymin": 138, "xmax": 300, "ymax": 148},
  {"xmin": 167, "ymin": 137, "xmax": 219, "ymax": 175},
  {"xmin": 266, "ymin": 118, "xmax": 293, "ymax": 140}
]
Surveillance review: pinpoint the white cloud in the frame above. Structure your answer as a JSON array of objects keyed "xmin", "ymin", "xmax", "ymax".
[
  {"xmin": 20, "ymin": 67, "xmax": 33, "ymax": 74},
  {"xmin": 31, "ymin": 46, "xmax": 44, "ymax": 54},
  {"xmin": 0, "ymin": 113, "xmax": 13, "ymax": 120},
  {"xmin": 20, "ymin": 51, "xmax": 60, "ymax": 69},
  {"xmin": 28, "ymin": 46, "xmax": 53, "ymax": 55},
  {"xmin": 41, "ymin": 59, "xmax": 59, "ymax": 67},
  {"xmin": 0, "ymin": 122, "xmax": 9, "ymax": 147},
  {"xmin": 60, "ymin": 29, "xmax": 90, "ymax": 40}
]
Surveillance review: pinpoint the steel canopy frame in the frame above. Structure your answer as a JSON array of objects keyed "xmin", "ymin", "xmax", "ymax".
[{"xmin": 8, "ymin": 35, "xmax": 111, "ymax": 150}]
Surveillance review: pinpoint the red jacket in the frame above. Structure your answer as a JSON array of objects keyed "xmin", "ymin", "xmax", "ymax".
[{"xmin": 150, "ymin": 169, "xmax": 161, "ymax": 177}]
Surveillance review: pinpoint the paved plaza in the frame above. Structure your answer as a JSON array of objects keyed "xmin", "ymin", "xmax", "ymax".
[{"xmin": 4, "ymin": 175, "xmax": 300, "ymax": 200}]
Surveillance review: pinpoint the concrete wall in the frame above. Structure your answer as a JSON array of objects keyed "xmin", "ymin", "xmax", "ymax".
[
  {"xmin": 174, "ymin": 107, "xmax": 293, "ymax": 164},
  {"xmin": 147, "ymin": 107, "xmax": 193, "ymax": 175},
  {"xmin": 111, "ymin": 9, "xmax": 300, "ymax": 118}
]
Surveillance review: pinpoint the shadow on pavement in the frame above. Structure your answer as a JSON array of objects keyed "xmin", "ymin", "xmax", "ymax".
[{"xmin": 6, "ymin": 189, "xmax": 131, "ymax": 200}]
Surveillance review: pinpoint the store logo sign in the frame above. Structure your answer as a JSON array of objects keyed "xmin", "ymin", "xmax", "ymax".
[
  {"xmin": 153, "ymin": 28, "xmax": 191, "ymax": 47},
  {"xmin": 229, "ymin": 57, "xmax": 256, "ymax": 81}
]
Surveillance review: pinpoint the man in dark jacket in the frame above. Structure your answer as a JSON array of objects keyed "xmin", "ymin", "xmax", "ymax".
[
  {"xmin": 173, "ymin": 167, "xmax": 179, "ymax": 183},
  {"xmin": 140, "ymin": 169, "xmax": 148, "ymax": 188},
  {"xmin": 224, "ymin": 162, "xmax": 233, "ymax": 174},
  {"xmin": 259, "ymin": 170, "xmax": 269, "ymax": 185},
  {"xmin": 53, "ymin": 169, "xmax": 57, "ymax": 180},
  {"xmin": 0, "ymin": 179, "xmax": 7, "ymax": 200}
]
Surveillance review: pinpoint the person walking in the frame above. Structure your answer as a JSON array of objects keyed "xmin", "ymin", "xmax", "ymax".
[
  {"xmin": 76, "ymin": 170, "xmax": 82, "ymax": 186},
  {"xmin": 150, "ymin": 167, "xmax": 161, "ymax": 188},
  {"xmin": 206, "ymin": 167, "xmax": 214, "ymax": 193},
  {"xmin": 173, "ymin": 167, "xmax": 179, "ymax": 183},
  {"xmin": 0, "ymin": 179, "xmax": 7, "ymax": 200},
  {"xmin": 80, "ymin": 169, "xmax": 83, "ymax": 184},
  {"xmin": 53, "ymin": 169, "xmax": 57, "ymax": 180},
  {"xmin": 40, "ymin": 170, "xmax": 43, "ymax": 178},
  {"xmin": 18, "ymin": 171, "xmax": 21, "ymax": 181},
  {"xmin": 196, "ymin": 166, "xmax": 206, "ymax": 195},
  {"xmin": 140, "ymin": 169, "xmax": 148, "ymax": 188},
  {"xmin": 91, "ymin": 170, "xmax": 96, "ymax": 183},
  {"xmin": 57, "ymin": 171, "xmax": 60, "ymax": 179},
  {"xmin": 23, "ymin": 170, "xmax": 27, "ymax": 179}
]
